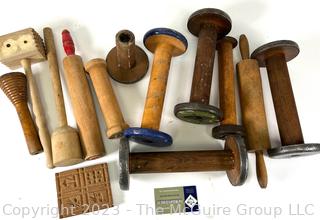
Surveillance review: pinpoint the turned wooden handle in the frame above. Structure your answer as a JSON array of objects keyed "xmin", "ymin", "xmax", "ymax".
[
  {"xmin": 21, "ymin": 59, "xmax": 53, "ymax": 168},
  {"xmin": 217, "ymin": 40, "xmax": 237, "ymax": 125},
  {"xmin": 256, "ymin": 151, "xmax": 268, "ymax": 188},
  {"xmin": 85, "ymin": 58, "xmax": 129, "ymax": 138},
  {"xmin": 43, "ymin": 27, "xmax": 67, "ymax": 127},
  {"xmin": 16, "ymin": 103, "xmax": 43, "ymax": 155},
  {"xmin": 141, "ymin": 44, "xmax": 172, "ymax": 130},
  {"xmin": 129, "ymin": 150, "xmax": 234, "ymax": 173},
  {"xmin": 239, "ymin": 34, "xmax": 250, "ymax": 60},
  {"xmin": 62, "ymin": 55, "xmax": 105, "ymax": 160}
]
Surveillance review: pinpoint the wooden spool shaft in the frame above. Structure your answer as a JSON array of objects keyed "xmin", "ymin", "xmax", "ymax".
[
  {"xmin": 190, "ymin": 26, "xmax": 217, "ymax": 104},
  {"xmin": 21, "ymin": 59, "xmax": 53, "ymax": 168},
  {"xmin": 265, "ymin": 55, "xmax": 304, "ymax": 146},
  {"xmin": 62, "ymin": 55, "xmax": 105, "ymax": 160},
  {"xmin": 237, "ymin": 35, "xmax": 269, "ymax": 188},
  {"xmin": 217, "ymin": 39, "xmax": 237, "ymax": 125},
  {"xmin": 85, "ymin": 59, "xmax": 129, "ymax": 138},
  {"xmin": 129, "ymin": 150, "xmax": 234, "ymax": 173},
  {"xmin": 141, "ymin": 43, "xmax": 173, "ymax": 130},
  {"xmin": 116, "ymin": 31, "xmax": 136, "ymax": 70}
]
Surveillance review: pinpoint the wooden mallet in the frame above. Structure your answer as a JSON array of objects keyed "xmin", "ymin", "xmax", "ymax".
[
  {"xmin": 0, "ymin": 28, "xmax": 53, "ymax": 168},
  {"xmin": 43, "ymin": 27, "xmax": 83, "ymax": 167}
]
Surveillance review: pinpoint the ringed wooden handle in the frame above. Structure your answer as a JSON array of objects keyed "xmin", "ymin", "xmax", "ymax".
[
  {"xmin": 21, "ymin": 59, "xmax": 53, "ymax": 168},
  {"xmin": 43, "ymin": 27, "xmax": 68, "ymax": 127},
  {"xmin": 141, "ymin": 44, "xmax": 172, "ymax": 130},
  {"xmin": 0, "ymin": 72, "xmax": 42, "ymax": 155},
  {"xmin": 62, "ymin": 55, "xmax": 105, "ymax": 160},
  {"xmin": 85, "ymin": 58, "xmax": 129, "ymax": 138}
]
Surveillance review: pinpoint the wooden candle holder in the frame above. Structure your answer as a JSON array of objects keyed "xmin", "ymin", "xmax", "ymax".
[
  {"xmin": 174, "ymin": 8, "xmax": 231, "ymax": 124},
  {"xmin": 252, "ymin": 40, "xmax": 320, "ymax": 158},
  {"xmin": 0, "ymin": 72, "xmax": 42, "ymax": 155},
  {"xmin": 106, "ymin": 30, "xmax": 149, "ymax": 84},
  {"xmin": 124, "ymin": 28, "xmax": 187, "ymax": 147}
]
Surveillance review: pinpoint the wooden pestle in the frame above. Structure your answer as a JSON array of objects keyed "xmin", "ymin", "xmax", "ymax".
[
  {"xmin": 62, "ymin": 30, "xmax": 105, "ymax": 160},
  {"xmin": 43, "ymin": 27, "xmax": 83, "ymax": 166},
  {"xmin": 236, "ymin": 35, "xmax": 270, "ymax": 188},
  {"xmin": 0, "ymin": 72, "xmax": 42, "ymax": 155},
  {"xmin": 85, "ymin": 58, "xmax": 129, "ymax": 138},
  {"xmin": 141, "ymin": 43, "xmax": 173, "ymax": 130}
]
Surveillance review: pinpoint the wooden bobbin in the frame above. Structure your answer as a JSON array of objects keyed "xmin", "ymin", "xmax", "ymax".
[
  {"xmin": 237, "ymin": 35, "xmax": 270, "ymax": 188},
  {"xmin": 85, "ymin": 58, "xmax": 129, "ymax": 138},
  {"xmin": 174, "ymin": 8, "xmax": 232, "ymax": 124},
  {"xmin": 124, "ymin": 28, "xmax": 187, "ymax": 147},
  {"xmin": 212, "ymin": 36, "xmax": 245, "ymax": 139},
  {"xmin": 252, "ymin": 40, "xmax": 320, "ymax": 158},
  {"xmin": 119, "ymin": 136, "xmax": 248, "ymax": 190},
  {"xmin": 0, "ymin": 72, "xmax": 42, "ymax": 155}
]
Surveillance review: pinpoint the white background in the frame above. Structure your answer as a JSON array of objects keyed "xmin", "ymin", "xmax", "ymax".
[{"xmin": 0, "ymin": 0, "xmax": 319, "ymax": 219}]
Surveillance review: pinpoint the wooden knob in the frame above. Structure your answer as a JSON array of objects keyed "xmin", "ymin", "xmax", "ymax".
[{"xmin": 0, "ymin": 72, "xmax": 43, "ymax": 155}]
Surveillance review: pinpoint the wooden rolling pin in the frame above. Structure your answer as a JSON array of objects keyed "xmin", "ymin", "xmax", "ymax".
[
  {"xmin": 236, "ymin": 34, "xmax": 270, "ymax": 188},
  {"xmin": 85, "ymin": 58, "xmax": 129, "ymax": 138},
  {"xmin": 43, "ymin": 27, "xmax": 83, "ymax": 166},
  {"xmin": 0, "ymin": 72, "xmax": 42, "ymax": 155},
  {"xmin": 62, "ymin": 30, "xmax": 105, "ymax": 160}
]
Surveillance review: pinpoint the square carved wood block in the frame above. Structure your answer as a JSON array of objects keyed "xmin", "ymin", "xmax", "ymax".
[{"xmin": 55, "ymin": 163, "xmax": 113, "ymax": 218}]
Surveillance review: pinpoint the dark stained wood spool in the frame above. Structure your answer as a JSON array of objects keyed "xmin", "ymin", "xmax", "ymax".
[
  {"xmin": 251, "ymin": 40, "xmax": 302, "ymax": 147},
  {"xmin": 217, "ymin": 37, "xmax": 237, "ymax": 125},
  {"xmin": 129, "ymin": 150, "xmax": 234, "ymax": 173},
  {"xmin": 266, "ymin": 55, "xmax": 304, "ymax": 146},
  {"xmin": 0, "ymin": 72, "xmax": 42, "ymax": 155},
  {"xmin": 189, "ymin": 26, "xmax": 218, "ymax": 104}
]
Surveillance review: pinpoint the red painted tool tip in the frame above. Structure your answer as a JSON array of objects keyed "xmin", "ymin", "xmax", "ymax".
[{"xmin": 62, "ymin": 29, "xmax": 75, "ymax": 56}]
